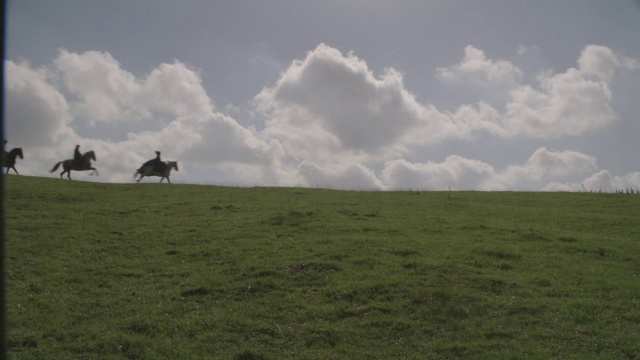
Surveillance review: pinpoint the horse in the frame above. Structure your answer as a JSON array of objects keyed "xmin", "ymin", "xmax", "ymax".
[
  {"xmin": 135, "ymin": 161, "xmax": 178, "ymax": 184},
  {"xmin": 3, "ymin": 148, "xmax": 24, "ymax": 175},
  {"xmin": 50, "ymin": 150, "xmax": 98, "ymax": 180}
]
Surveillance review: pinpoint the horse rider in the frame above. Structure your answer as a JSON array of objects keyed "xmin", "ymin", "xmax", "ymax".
[
  {"xmin": 141, "ymin": 151, "xmax": 165, "ymax": 173},
  {"xmin": 74, "ymin": 145, "xmax": 84, "ymax": 168}
]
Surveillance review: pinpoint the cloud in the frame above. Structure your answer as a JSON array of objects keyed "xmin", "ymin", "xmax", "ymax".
[
  {"xmin": 577, "ymin": 44, "xmax": 638, "ymax": 82},
  {"xmin": 4, "ymin": 53, "xmax": 276, "ymax": 182},
  {"xmin": 255, "ymin": 44, "xmax": 432, "ymax": 161},
  {"xmin": 253, "ymin": 44, "xmax": 508, "ymax": 164},
  {"xmin": 381, "ymin": 148, "xmax": 599, "ymax": 191},
  {"xmin": 543, "ymin": 171, "xmax": 640, "ymax": 193},
  {"xmin": 382, "ymin": 156, "xmax": 497, "ymax": 190},
  {"xmin": 516, "ymin": 44, "xmax": 540, "ymax": 57},
  {"xmin": 582, "ymin": 171, "xmax": 640, "ymax": 192},
  {"xmin": 54, "ymin": 50, "xmax": 141, "ymax": 123},
  {"xmin": 296, "ymin": 161, "xmax": 385, "ymax": 190},
  {"xmin": 139, "ymin": 61, "xmax": 214, "ymax": 118},
  {"xmin": 5, "ymin": 61, "xmax": 75, "ymax": 149},
  {"xmin": 251, "ymin": 42, "xmax": 636, "ymax": 169},
  {"xmin": 4, "ymin": 44, "xmax": 639, "ymax": 191},
  {"xmin": 436, "ymin": 45, "xmax": 523, "ymax": 90},
  {"xmin": 435, "ymin": 44, "xmax": 635, "ymax": 139},
  {"xmin": 521, "ymin": 147, "xmax": 597, "ymax": 178},
  {"xmin": 503, "ymin": 67, "xmax": 615, "ymax": 137},
  {"xmin": 55, "ymin": 50, "xmax": 214, "ymax": 123},
  {"xmin": 495, "ymin": 148, "xmax": 598, "ymax": 189}
]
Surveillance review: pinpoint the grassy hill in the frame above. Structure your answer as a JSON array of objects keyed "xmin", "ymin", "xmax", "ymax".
[{"xmin": 4, "ymin": 175, "xmax": 640, "ymax": 359}]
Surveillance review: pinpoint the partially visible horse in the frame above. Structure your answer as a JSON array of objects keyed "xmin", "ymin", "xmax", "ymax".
[
  {"xmin": 135, "ymin": 161, "xmax": 178, "ymax": 184},
  {"xmin": 50, "ymin": 150, "xmax": 98, "ymax": 180},
  {"xmin": 3, "ymin": 148, "xmax": 24, "ymax": 175}
]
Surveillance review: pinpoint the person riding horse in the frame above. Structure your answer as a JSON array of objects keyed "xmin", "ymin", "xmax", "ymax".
[
  {"xmin": 74, "ymin": 145, "xmax": 84, "ymax": 168},
  {"xmin": 140, "ymin": 151, "xmax": 166, "ymax": 173}
]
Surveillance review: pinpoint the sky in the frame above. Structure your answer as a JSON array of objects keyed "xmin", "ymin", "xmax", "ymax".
[{"xmin": 4, "ymin": 0, "xmax": 640, "ymax": 191}]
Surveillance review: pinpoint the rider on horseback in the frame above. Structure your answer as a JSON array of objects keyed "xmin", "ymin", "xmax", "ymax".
[
  {"xmin": 141, "ymin": 151, "xmax": 165, "ymax": 173},
  {"xmin": 74, "ymin": 145, "xmax": 84, "ymax": 168}
]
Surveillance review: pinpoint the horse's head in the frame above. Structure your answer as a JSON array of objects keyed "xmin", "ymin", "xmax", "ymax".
[
  {"xmin": 169, "ymin": 161, "xmax": 179, "ymax": 171},
  {"xmin": 84, "ymin": 150, "xmax": 96, "ymax": 161},
  {"xmin": 9, "ymin": 148, "xmax": 23, "ymax": 159}
]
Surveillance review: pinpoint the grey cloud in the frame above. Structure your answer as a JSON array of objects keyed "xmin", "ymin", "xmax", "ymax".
[
  {"xmin": 436, "ymin": 45, "xmax": 523, "ymax": 89},
  {"xmin": 139, "ymin": 62, "xmax": 214, "ymax": 118},
  {"xmin": 5, "ymin": 61, "xmax": 74, "ymax": 149},
  {"xmin": 382, "ymin": 156, "xmax": 497, "ymax": 191},
  {"xmin": 4, "ymin": 54, "xmax": 276, "ymax": 183},
  {"xmin": 55, "ymin": 50, "xmax": 141, "ymax": 123},
  {"xmin": 257, "ymin": 42, "xmax": 634, "ymax": 171},
  {"xmin": 578, "ymin": 45, "xmax": 638, "ymax": 82},
  {"xmin": 543, "ymin": 170, "xmax": 640, "ymax": 193},
  {"xmin": 381, "ymin": 148, "xmax": 601, "ymax": 191},
  {"xmin": 297, "ymin": 161, "xmax": 385, "ymax": 190},
  {"xmin": 5, "ymin": 44, "xmax": 640, "ymax": 191},
  {"xmin": 55, "ymin": 50, "xmax": 214, "ymax": 123},
  {"xmin": 257, "ymin": 44, "xmax": 424, "ymax": 156}
]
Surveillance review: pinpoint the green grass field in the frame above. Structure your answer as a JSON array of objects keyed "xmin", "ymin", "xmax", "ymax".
[{"xmin": 4, "ymin": 175, "xmax": 640, "ymax": 359}]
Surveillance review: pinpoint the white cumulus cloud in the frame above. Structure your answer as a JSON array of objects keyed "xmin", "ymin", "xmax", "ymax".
[
  {"xmin": 296, "ymin": 161, "xmax": 385, "ymax": 190},
  {"xmin": 4, "ymin": 44, "xmax": 639, "ymax": 192},
  {"xmin": 55, "ymin": 50, "xmax": 142, "ymax": 123},
  {"xmin": 5, "ymin": 61, "xmax": 74, "ymax": 149},
  {"xmin": 504, "ymin": 67, "xmax": 615, "ymax": 137},
  {"xmin": 256, "ymin": 44, "xmax": 436, "ymax": 161},
  {"xmin": 382, "ymin": 156, "xmax": 497, "ymax": 190},
  {"xmin": 543, "ymin": 171, "xmax": 640, "ymax": 193},
  {"xmin": 578, "ymin": 44, "xmax": 638, "ymax": 82},
  {"xmin": 4, "ymin": 54, "xmax": 278, "ymax": 183},
  {"xmin": 436, "ymin": 45, "xmax": 524, "ymax": 90},
  {"xmin": 381, "ymin": 148, "xmax": 599, "ymax": 191}
]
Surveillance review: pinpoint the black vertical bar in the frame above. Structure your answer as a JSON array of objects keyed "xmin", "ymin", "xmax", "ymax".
[{"xmin": 1, "ymin": 0, "xmax": 7, "ymax": 357}]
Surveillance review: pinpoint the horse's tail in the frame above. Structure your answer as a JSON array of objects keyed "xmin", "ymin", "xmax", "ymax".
[
  {"xmin": 50, "ymin": 162, "xmax": 63, "ymax": 173},
  {"xmin": 134, "ymin": 167, "xmax": 145, "ymax": 178}
]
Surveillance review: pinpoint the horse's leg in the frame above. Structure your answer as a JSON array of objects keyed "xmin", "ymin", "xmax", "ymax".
[
  {"xmin": 167, "ymin": 177, "xmax": 171, "ymax": 184},
  {"xmin": 12, "ymin": 166, "xmax": 19, "ymax": 175}
]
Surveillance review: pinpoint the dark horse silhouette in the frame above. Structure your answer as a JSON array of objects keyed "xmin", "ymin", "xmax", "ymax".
[
  {"xmin": 50, "ymin": 150, "xmax": 98, "ymax": 180},
  {"xmin": 135, "ymin": 160, "xmax": 178, "ymax": 184},
  {"xmin": 3, "ymin": 148, "xmax": 24, "ymax": 175}
]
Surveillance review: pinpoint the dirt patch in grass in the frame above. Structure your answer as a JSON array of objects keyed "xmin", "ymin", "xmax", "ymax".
[
  {"xmin": 181, "ymin": 287, "xmax": 210, "ymax": 297},
  {"xmin": 281, "ymin": 262, "xmax": 341, "ymax": 276}
]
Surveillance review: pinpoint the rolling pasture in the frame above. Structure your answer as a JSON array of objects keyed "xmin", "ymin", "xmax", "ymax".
[{"xmin": 5, "ymin": 176, "xmax": 640, "ymax": 359}]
